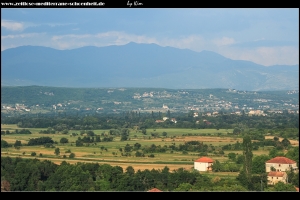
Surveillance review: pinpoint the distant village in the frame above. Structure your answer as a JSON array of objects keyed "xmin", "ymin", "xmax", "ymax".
[{"xmin": 1, "ymin": 89, "xmax": 299, "ymax": 116}]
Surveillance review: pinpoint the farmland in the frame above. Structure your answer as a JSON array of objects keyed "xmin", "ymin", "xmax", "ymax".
[{"xmin": 2, "ymin": 124, "xmax": 293, "ymax": 173}]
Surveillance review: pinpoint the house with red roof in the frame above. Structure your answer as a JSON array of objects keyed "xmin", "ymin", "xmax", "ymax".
[
  {"xmin": 265, "ymin": 157, "xmax": 298, "ymax": 173},
  {"xmin": 267, "ymin": 171, "xmax": 288, "ymax": 185},
  {"xmin": 194, "ymin": 157, "xmax": 214, "ymax": 172},
  {"xmin": 148, "ymin": 188, "xmax": 162, "ymax": 192}
]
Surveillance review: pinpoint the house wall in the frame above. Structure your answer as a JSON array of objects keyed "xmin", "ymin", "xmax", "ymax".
[
  {"xmin": 267, "ymin": 174, "xmax": 287, "ymax": 185},
  {"xmin": 265, "ymin": 163, "xmax": 297, "ymax": 172},
  {"xmin": 194, "ymin": 162, "xmax": 212, "ymax": 171}
]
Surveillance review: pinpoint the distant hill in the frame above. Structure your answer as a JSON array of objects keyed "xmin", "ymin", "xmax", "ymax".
[{"xmin": 1, "ymin": 42, "xmax": 298, "ymax": 91}]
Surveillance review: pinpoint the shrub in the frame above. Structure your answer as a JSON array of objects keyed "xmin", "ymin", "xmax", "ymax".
[{"xmin": 69, "ymin": 153, "xmax": 75, "ymax": 158}]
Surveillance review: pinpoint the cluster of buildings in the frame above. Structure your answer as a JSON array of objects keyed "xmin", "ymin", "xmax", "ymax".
[
  {"xmin": 265, "ymin": 157, "xmax": 298, "ymax": 185},
  {"xmin": 147, "ymin": 155, "xmax": 299, "ymax": 192},
  {"xmin": 193, "ymin": 156, "xmax": 298, "ymax": 186}
]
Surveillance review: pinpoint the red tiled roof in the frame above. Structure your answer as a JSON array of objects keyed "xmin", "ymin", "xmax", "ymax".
[
  {"xmin": 267, "ymin": 171, "xmax": 286, "ymax": 177},
  {"xmin": 266, "ymin": 157, "xmax": 296, "ymax": 164},
  {"xmin": 148, "ymin": 188, "xmax": 162, "ymax": 192},
  {"xmin": 194, "ymin": 157, "xmax": 214, "ymax": 163},
  {"xmin": 295, "ymin": 187, "xmax": 299, "ymax": 192}
]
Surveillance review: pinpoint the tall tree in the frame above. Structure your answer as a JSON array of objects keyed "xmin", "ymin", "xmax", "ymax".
[
  {"xmin": 167, "ymin": 110, "xmax": 171, "ymax": 119},
  {"xmin": 242, "ymin": 135, "xmax": 253, "ymax": 189},
  {"xmin": 54, "ymin": 148, "xmax": 60, "ymax": 156}
]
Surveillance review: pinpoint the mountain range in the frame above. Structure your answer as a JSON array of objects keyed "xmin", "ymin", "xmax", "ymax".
[{"xmin": 1, "ymin": 42, "xmax": 299, "ymax": 91}]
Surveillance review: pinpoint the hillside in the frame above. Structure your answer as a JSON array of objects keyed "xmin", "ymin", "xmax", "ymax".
[{"xmin": 1, "ymin": 42, "xmax": 299, "ymax": 91}]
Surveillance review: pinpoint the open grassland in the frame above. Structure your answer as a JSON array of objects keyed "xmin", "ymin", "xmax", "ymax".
[{"xmin": 1, "ymin": 124, "xmax": 297, "ymax": 176}]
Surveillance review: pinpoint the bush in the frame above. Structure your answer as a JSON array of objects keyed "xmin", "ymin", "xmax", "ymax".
[
  {"xmin": 65, "ymin": 149, "xmax": 71, "ymax": 153},
  {"xmin": 60, "ymin": 137, "xmax": 69, "ymax": 144},
  {"xmin": 1, "ymin": 140, "xmax": 11, "ymax": 148},
  {"xmin": 148, "ymin": 154, "xmax": 155, "ymax": 158},
  {"xmin": 31, "ymin": 152, "xmax": 36, "ymax": 156},
  {"xmin": 69, "ymin": 153, "xmax": 75, "ymax": 158}
]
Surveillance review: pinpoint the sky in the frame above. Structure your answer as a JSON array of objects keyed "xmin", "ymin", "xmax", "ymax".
[{"xmin": 1, "ymin": 8, "xmax": 299, "ymax": 66}]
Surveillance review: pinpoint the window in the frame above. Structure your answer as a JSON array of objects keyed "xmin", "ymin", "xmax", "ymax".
[{"xmin": 279, "ymin": 164, "xmax": 281, "ymax": 167}]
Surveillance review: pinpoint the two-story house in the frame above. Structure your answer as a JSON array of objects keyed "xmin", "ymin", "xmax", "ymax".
[
  {"xmin": 265, "ymin": 156, "xmax": 298, "ymax": 185},
  {"xmin": 265, "ymin": 157, "xmax": 298, "ymax": 172}
]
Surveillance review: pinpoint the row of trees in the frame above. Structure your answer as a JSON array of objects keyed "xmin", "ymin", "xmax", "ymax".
[
  {"xmin": 1, "ymin": 129, "xmax": 31, "ymax": 135},
  {"xmin": 2, "ymin": 112, "xmax": 298, "ymax": 131}
]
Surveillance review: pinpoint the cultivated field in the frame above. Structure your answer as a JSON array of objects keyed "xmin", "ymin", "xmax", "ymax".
[{"xmin": 1, "ymin": 124, "xmax": 297, "ymax": 176}]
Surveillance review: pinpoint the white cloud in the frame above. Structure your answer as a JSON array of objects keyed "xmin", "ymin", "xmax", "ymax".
[
  {"xmin": 218, "ymin": 46, "xmax": 299, "ymax": 66},
  {"xmin": 50, "ymin": 31, "xmax": 159, "ymax": 49},
  {"xmin": 213, "ymin": 37, "xmax": 236, "ymax": 46},
  {"xmin": 1, "ymin": 20, "xmax": 24, "ymax": 31},
  {"xmin": 1, "ymin": 33, "xmax": 41, "ymax": 39},
  {"xmin": 158, "ymin": 35, "xmax": 206, "ymax": 51}
]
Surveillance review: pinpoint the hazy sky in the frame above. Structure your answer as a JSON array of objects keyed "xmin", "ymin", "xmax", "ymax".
[{"xmin": 1, "ymin": 8, "xmax": 299, "ymax": 66}]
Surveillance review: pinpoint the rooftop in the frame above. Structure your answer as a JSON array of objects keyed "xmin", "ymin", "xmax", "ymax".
[
  {"xmin": 194, "ymin": 157, "xmax": 214, "ymax": 163},
  {"xmin": 267, "ymin": 171, "xmax": 286, "ymax": 177},
  {"xmin": 148, "ymin": 188, "xmax": 162, "ymax": 192},
  {"xmin": 266, "ymin": 157, "xmax": 296, "ymax": 164}
]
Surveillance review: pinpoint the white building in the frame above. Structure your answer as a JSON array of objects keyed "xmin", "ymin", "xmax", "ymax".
[
  {"xmin": 194, "ymin": 157, "xmax": 214, "ymax": 172},
  {"xmin": 265, "ymin": 157, "xmax": 298, "ymax": 173}
]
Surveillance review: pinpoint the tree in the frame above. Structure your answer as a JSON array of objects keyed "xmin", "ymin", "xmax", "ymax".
[
  {"xmin": 233, "ymin": 127, "xmax": 241, "ymax": 135},
  {"xmin": 242, "ymin": 135, "xmax": 253, "ymax": 189},
  {"xmin": 86, "ymin": 130, "xmax": 95, "ymax": 136},
  {"xmin": 133, "ymin": 143, "xmax": 141, "ymax": 150},
  {"xmin": 14, "ymin": 140, "xmax": 22, "ymax": 148},
  {"xmin": 1, "ymin": 140, "xmax": 10, "ymax": 148},
  {"xmin": 124, "ymin": 144, "xmax": 132, "ymax": 153},
  {"xmin": 141, "ymin": 128, "xmax": 147, "ymax": 135},
  {"xmin": 228, "ymin": 152, "xmax": 236, "ymax": 161},
  {"xmin": 272, "ymin": 182, "xmax": 297, "ymax": 191},
  {"xmin": 62, "ymin": 129, "xmax": 69, "ymax": 134},
  {"xmin": 96, "ymin": 135, "xmax": 101, "ymax": 142},
  {"xmin": 120, "ymin": 128, "xmax": 129, "ymax": 141},
  {"xmin": 69, "ymin": 153, "xmax": 75, "ymax": 159},
  {"xmin": 135, "ymin": 151, "xmax": 144, "ymax": 157},
  {"xmin": 31, "ymin": 152, "xmax": 37, "ymax": 156},
  {"xmin": 167, "ymin": 110, "xmax": 171, "ymax": 119},
  {"xmin": 162, "ymin": 132, "xmax": 167, "ymax": 137},
  {"xmin": 212, "ymin": 160, "xmax": 222, "ymax": 172},
  {"xmin": 125, "ymin": 166, "xmax": 135, "ymax": 176},
  {"xmin": 269, "ymin": 148, "xmax": 284, "ymax": 158},
  {"xmin": 54, "ymin": 148, "xmax": 60, "ymax": 156},
  {"xmin": 252, "ymin": 155, "xmax": 270, "ymax": 174},
  {"xmin": 60, "ymin": 137, "xmax": 69, "ymax": 144},
  {"xmin": 174, "ymin": 183, "xmax": 192, "ymax": 191},
  {"xmin": 281, "ymin": 138, "xmax": 291, "ymax": 149}
]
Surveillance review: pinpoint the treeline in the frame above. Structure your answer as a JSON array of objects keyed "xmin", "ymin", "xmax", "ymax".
[
  {"xmin": 1, "ymin": 156, "xmax": 297, "ymax": 192},
  {"xmin": 27, "ymin": 137, "xmax": 54, "ymax": 146},
  {"xmin": 1, "ymin": 112, "xmax": 299, "ymax": 131},
  {"xmin": 1, "ymin": 129, "xmax": 31, "ymax": 135}
]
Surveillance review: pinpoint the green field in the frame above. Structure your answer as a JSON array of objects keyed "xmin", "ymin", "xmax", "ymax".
[{"xmin": 0, "ymin": 124, "xmax": 276, "ymax": 174}]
